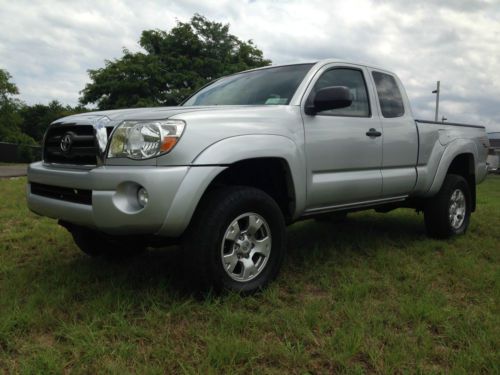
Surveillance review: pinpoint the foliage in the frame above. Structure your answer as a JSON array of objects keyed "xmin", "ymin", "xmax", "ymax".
[
  {"xmin": 80, "ymin": 14, "xmax": 272, "ymax": 109},
  {"xmin": 19, "ymin": 101, "xmax": 87, "ymax": 143},
  {"xmin": 1, "ymin": 14, "xmax": 271, "ymax": 146},
  {"xmin": 0, "ymin": 176, "xmax": 499, "ymax": 373},
  {"xmin": 0, "ymin": 69, "xmax": 30, "ymax": 144},
  {"xmin": 0, "ymin": 69, "xmax": 19, "ymax": 99},
  {"xmin": 16, "ymin": 143, "xmax": 40, "ymax": 163},
  {"xmin": 0, "ymin": 68, "xmax": 86, "ymax": 146}
]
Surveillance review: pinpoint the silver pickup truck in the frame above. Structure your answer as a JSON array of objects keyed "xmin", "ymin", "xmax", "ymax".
[{"xmin": 27, "ymin": 59, "xmax": 490, "ymax": 292}]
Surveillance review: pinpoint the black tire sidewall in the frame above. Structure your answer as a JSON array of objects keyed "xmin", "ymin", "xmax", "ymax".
[
  {"xmin": 424, "ymin": 174, "xmax": 471, "ymax": 238},
  {"xmin": 189, "ymin": 187, "xmax": 286, "ymax": 293}
]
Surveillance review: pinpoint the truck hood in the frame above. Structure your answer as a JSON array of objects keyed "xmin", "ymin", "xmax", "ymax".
[{"xmin": 54, "ymin": 106, "xmax": 257, "ymax": 125}]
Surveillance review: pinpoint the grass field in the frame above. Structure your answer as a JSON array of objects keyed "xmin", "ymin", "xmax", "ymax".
[{"xmin": 0, "ymin": 176, "xmax": 499, "ymax": 374}]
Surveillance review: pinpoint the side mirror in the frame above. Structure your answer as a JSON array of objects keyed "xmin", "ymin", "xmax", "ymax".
[{"xmin": 305, "ymin": 86, "xmax": 352, "ymax": 115}]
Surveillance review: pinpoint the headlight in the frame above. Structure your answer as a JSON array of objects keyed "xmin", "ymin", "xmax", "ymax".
[{"xmin": 108, "ymin": 120, "xmax": 185, "ymax": 159}]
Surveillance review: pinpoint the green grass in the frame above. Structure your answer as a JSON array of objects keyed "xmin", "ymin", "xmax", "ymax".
[{"xmin": 1, "ymin": 177, "xmax": 499, "ymax": 374}]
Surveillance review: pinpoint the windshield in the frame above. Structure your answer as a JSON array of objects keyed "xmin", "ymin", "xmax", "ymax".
[{"xmin": 183, "ymin": 64, "xmax": 314, "ymax": 106}]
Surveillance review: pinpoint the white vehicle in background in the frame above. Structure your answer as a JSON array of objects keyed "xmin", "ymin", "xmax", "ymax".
[{"xmin": 487, "ymin": 132, "xmax": 500, "ymax": 173}]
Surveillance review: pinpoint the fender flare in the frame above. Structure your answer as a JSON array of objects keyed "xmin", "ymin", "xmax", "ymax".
[
  {"xmin": 157, "ymin": 134, "xmax": 306, "ymax": 237},
  {"xmin": 193, "ymin": 134, "xmax": 307, "ymax": 217},
  {"xmin": 426, "ymin": 139, "xmax": 477, "ymax": 196}
]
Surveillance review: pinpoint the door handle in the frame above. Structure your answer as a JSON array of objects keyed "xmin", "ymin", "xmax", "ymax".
[{"xmin": 366, "ymin": 128, "xmax": 382, "ymax": 137}]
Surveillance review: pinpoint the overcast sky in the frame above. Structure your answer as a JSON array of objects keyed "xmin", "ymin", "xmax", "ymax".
[{"xmin": 1, "ymin": 0, "xmax": 499, "ymax": 131}]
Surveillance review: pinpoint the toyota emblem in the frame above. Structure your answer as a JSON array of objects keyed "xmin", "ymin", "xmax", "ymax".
[{"xmin": 60, "ymin": 133, "xmax": 73, "ymax": 153}]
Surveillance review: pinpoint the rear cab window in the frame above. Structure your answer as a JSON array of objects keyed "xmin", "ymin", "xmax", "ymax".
[{"xmin": 372, "ymin": 71, "xmax": 405, "ymax": 118}]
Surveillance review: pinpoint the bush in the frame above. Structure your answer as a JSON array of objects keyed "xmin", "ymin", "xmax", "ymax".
[{"xmin": 17, "ymin": 143, "xmax": 41, "ymax": 162}]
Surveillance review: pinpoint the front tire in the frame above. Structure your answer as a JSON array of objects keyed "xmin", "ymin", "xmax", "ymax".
[
  {"xmin": 184, "ymin": 186, "xmax": 286, "ymax": 293},
  {"xmin": 424, "ymin": 174, "xmax": 471, "ymax": 239}
]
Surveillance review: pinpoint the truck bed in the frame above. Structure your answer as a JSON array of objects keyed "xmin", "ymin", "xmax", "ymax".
[{"xmin": 412, "ymin": 119, "xmax": 489, "ymax": 197}]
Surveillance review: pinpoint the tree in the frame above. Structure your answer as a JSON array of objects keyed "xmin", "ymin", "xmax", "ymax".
[
  {"xmin": 80, "ymin": 14, "xmax": 271, "ymax": 109},
  {"xmin": 0, "ymin": 69, "xmax": 86, "ymax": 162},
  {"xmin": 20, "ymin": 100, "xmax": 87, "ymax": 143},
  {"xmin": 0, "ymin": 69, "xmax": 34, "ymax": 145},
  {"xmin": 0, "ymin": 69, "xmax": 19, "ymax": 100}
]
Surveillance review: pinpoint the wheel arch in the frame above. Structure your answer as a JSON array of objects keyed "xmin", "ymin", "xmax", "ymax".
[
  {"xmin": 201, "ymin": 157, "xmax": 297, "ymax": 223},
  {"xmin": 192, "ymin": 134, "xmax": 306, "ymax": 220},
  {"xmin": 428, "ymin": 145, "xmax": 477, "ymax": 211},
  {"xmin": 157, "ymin": 135, "xmax": 305, "ymax": 237}
]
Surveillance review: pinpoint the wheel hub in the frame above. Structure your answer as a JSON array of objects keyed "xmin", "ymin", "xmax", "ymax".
[
  {"xmin": 240, "ymin": 240, "xmax": 251, "ymax": 253},
  {"xmin": 221, "ymin": 213, "xmax": 272, "ymax": 282},
  {"xmin": 449, "ymin": 189, "xmax": 466, "ymax": 230},
  {"xmin": 234, "ymin": 235, "xmax": 253, "ymax": 257}
]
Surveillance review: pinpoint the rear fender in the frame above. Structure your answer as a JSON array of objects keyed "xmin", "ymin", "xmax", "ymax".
[{"xmin": 425, "ymin": 139, "xmax": 477, "ymax": 197}]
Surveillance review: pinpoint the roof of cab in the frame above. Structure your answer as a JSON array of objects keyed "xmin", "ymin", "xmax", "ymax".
[{"xmin": 244, "ymin": 58, "xmax": 395, "ymax": 75}]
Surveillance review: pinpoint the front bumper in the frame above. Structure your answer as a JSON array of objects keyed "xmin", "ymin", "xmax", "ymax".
[{"xmin": 27, "ymin": 162, "xmax": 189, "ymax": 235}]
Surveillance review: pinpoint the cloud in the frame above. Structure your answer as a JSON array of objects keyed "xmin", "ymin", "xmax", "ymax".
[{"xmin": 0, "ymin": 0, "xmax": 499, "ymax": 131}]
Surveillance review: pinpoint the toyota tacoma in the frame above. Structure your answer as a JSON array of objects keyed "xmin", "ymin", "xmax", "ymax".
[{"xmin": 27, "ymin": 59, "xmax": 490, "ymax": 292}]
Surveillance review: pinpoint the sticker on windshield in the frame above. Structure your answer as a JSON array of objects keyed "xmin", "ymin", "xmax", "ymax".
[{"xmin": 265, "ymin": 97, "xmax": 288, "ymax": 105}]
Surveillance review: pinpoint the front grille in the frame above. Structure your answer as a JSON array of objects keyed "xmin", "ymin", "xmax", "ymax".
[
  {"xmin": 44, "ymin": 124, "xmax": 98, "ymax": 165},
  {"xmin": 31, "ymin": 182, "xmax": 92, "ymax": 205}
]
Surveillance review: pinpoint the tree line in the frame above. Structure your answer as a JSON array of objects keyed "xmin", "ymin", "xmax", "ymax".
[
  {"xmin": 0, "ymin": 14, "xmax": 270, "ymax": 152},
  {"xmin": 0, "ymin": 69, "xmax": 86, "ymax": 146}
]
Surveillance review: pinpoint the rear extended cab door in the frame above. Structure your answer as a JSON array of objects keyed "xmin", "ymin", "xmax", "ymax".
[{"xmin": 367, "ymin": 69, "xmax": 419, "ymax": 197}]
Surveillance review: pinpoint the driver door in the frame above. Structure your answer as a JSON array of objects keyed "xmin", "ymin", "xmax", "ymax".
[{"xmin": 302, "ymin": 64, "xmax": 383, "ymax": 210}]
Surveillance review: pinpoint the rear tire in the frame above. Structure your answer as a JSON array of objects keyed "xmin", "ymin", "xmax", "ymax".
[
  {"xmin": 183, "ymin": 186, "xmax": 286, "ymax": 293},
  {"xmin": 424, "ymin": 174, "xmax": 471, "ymax": 239}
]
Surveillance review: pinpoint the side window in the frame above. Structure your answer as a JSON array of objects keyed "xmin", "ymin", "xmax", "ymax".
[
  {"xmin": 311, "ymin": 68, "xmax": 370, "ymax": 117},
  {"xmin": 372, "ymin": 71, "xmax": 405, "ymax": 118}
]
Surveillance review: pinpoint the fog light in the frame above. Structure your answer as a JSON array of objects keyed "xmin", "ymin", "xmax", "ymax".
[{"xmin": 137, "ymin": 187, "xmax": 149, "ymax": 208}]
